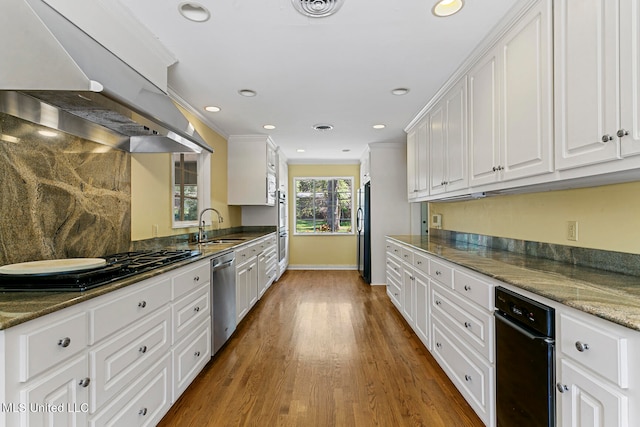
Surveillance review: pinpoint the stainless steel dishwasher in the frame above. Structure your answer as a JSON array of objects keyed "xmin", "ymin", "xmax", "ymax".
[{"xmin": 211, "ymin": 251, "xmax": 236, "ymax": 355}]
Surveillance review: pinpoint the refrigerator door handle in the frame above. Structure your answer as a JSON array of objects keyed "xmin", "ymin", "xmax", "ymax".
[{"xmin": 356, "ymin": 208, "xmax": 363, "ymax": 232}]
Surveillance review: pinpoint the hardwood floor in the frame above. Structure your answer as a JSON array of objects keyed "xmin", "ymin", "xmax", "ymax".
[{"xmin": 159, "ymin": 270, "xmax": 484, "ymax": 427}]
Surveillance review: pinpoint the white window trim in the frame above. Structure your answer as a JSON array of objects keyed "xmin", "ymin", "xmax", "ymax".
[
  {"xmin": 172, "ymin": 152, "xmax": 211, "ymax": 229},
  {"xmin": 293, "ymin": 176, "xmax": 355, "ymax": 236}
]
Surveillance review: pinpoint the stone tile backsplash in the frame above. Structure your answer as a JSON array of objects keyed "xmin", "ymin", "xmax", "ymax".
[{"xmin": 0, "ymin": 113, "xmax": 131, "ymax": 265}]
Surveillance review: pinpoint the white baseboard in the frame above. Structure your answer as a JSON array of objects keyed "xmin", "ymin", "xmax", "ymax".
[{"xmin": 286, "ymin": 265, "xmax": 357, "ymax": 271}]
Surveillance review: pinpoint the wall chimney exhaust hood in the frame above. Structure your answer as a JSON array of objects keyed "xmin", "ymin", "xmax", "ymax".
[{"xmin": 0, "ymin": 0, "xmax": 212, "ymax": 153}]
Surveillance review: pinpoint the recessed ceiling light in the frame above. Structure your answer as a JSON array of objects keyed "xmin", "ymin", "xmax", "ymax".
[
  {"xmin": 178, "ymin": 2, "xmax": 211, "ymax": 22},
  {"xmin": 204, "ymin": 106, "xmax": 221, "ymax": 112},
  {"xmin": 373, "ymin": 124, "xmax": 386, "ymax": 129},
  {"xmin": 238, "ymin": 89, "xmax": 257, "ymax": 97},
  {"xmin": 313, "ymin": 123, "xmax": 334, "ymax": 131},
  {"xmin": 391, "ymin": 88, "xmax": 410, "ymax": 96},
  {"xmin": 38, "ymin": 130, "xmax": 58, "ymax": 137},
  {"xmin": 432, "ymin": 0, "xmax": 464, "ymax": 17},
  {"xmin": 297, "ymin": 149, "xmax": 306, "ymax": 153},
  {"xmin": 263, "ymin": 124, "xmax": 276, "ymax": 130}
]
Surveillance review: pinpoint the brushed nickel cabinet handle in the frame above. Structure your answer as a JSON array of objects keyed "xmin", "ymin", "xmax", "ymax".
[
  {"xmin": 78, "ymin": 377, "xmax": 90, "ymax": 388},
  {"xmin": 58, "ymin": 337, "xmax": 71, "ymax": 348}
]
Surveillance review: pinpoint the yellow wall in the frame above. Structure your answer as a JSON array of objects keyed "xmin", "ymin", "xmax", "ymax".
[
  {"xmin": 131, "ymin": 107, "xmax": 241, "ymax": 240},
  {"xmin": 288, "ymin": 163, "xmax": 360, "ymax": 267},
  {"xmin": 430, "ymin": 181, "xmax": 640, "ymax": 254}
]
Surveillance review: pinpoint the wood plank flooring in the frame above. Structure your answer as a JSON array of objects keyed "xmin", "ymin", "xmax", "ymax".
[{"xmin": 159, "ymin": 270, "xmax": 484, "ymax": 427}]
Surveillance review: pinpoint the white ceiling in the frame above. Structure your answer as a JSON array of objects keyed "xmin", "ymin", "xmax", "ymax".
[{"xmin": 117, "ymin": 0, "xmax": 517, "ymax": 161}]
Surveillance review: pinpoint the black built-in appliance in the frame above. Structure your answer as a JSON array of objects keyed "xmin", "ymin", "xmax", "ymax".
[
  {"xmin": 0, "ymin": 250, "xmax": 200, "ymax": 292},
  {"xmin": 495, "ymin": 286, "xmax": 556, "ymax": 427},
  {"xmin": 356, "ymin": 182, "xmax": 371, "ymax": 283}
]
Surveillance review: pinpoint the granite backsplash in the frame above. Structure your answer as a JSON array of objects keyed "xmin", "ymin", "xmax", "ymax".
[
  {"xmin": 0, "ymin": 113, "xmax": 131, "ymax": 265},
  {"xmin": 429, "ymin": 228, "xmax": 640, "ymax": 277}
]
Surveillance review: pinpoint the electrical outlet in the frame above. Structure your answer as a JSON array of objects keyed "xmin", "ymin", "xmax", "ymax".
[{"xmin": 567, "ymin": 221, "xmax": 578, "ymax": 241}]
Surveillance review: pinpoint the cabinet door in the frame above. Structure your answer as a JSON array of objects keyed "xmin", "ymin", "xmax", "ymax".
[
  {"xmin": 236, "ymin": 264, "xmax": 250, "ymax": 323},
  {"xmin": 558, "ymin": 359, "xmax": 629, "ymax": 427},
  {"xmin": 414, "ymin": 271, "xmax": 430, "ymax": 350},
  {"xmin": 247, "ymin": 259, "xmax": 258, "ymax": 309},
  {"xmin": 620, "ymin": 0, "xmax": 640, "ymax": 157},
  {"xmin": 406, "ymin": 128, "xmax": 417, "ymax": 198},
  {"xmin": 416, "ymin": 119, "xmax": 429, "ymax": 195},
  {"xmin": 444, "ymin": 78, "xmax": 468, "ymax": 192},
  {"xmin": 402, "ymin": 266, "xmax": 416, "ymax": 326},
  {"xmin": 429, "ymin": 103, "xmax": 447, "ymax": 195},
  {"xmin": 501, "ymin": 0, "xmax": 554, "ymax": 181},
  {"xmin": 554, "ymin": 0, "xmax": 621, "ymax": 169},
  {"xmin": 18, "ymin": 355, "xmax": 89, "ymax": 427},
  {"xmin": 468, "ymin": 50, "xmax": 500, "ymax": 186}
]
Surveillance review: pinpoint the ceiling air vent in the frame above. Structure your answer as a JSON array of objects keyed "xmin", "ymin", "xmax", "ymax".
[{"xmin": 292, "ymin": 0, "xmax": 343, "ymax": 17}]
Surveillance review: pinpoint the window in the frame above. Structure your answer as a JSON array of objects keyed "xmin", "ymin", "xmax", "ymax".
[
  {"xmin": 172, "ymin": 152, "xmax": 210, "ymax": 228},
  {"xmin": 294, "ymin": 177, "xmax": 353, "ymax": 234}
]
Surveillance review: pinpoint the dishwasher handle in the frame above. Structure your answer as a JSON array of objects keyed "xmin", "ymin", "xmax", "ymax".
[
  {"xmin": 212, "ymin": 259, "xmax": 234, "ymax": 272},
  {"xmin": 495, "ymin": 310, "xmax": 554, "ymax": 344}
]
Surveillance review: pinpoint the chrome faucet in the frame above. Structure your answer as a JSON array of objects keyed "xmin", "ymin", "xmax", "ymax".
[{"xmin": 198, "ymin": 208, "xmax": 224, "ymax": 243}]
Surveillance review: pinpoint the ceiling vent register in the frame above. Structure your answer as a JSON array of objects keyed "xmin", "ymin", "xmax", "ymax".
[{"xmin": 292, "ymin": 0, "xmax": 343, "ymax": 17}]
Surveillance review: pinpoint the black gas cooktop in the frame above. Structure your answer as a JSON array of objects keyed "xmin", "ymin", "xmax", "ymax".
[{"xmin": 0, "ymin": 250, "xmax": 201, "ymax": 292}]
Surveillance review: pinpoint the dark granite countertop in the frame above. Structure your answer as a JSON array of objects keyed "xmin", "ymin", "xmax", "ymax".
[
  {"xmin": 0, "ymin": 230, "xmax": 276, "ymax": 331},
  {"xmin": 388, "ymin": 235, "xmax": 640, "ymax": 332}
]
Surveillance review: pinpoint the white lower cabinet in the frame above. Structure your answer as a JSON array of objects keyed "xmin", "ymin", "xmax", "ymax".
[
  {"xmin": 432, "ymin": 318, "xmax": 494, "ymax": 424},
  {"xmin": 385, "ymin": 237, "xmax": 496, "ymax": 426},
  {"xmin": 0, "ymin": 258, "xmax": 212, "ymax": 427},
  {"xmin": 555, "ymin": 306, "xmax": 638, "ymax": 427},
  {"xmin": 89, "ymin": 354, "xmax": 172, "ymax": 427}
]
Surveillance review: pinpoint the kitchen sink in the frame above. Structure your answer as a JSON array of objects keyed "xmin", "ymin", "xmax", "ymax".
[{"xmin": 201, "ymin": 238, "xmax": 247, "ymax": 245}]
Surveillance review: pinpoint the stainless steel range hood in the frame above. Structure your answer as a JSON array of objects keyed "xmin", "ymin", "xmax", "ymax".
[{"xmin": 0, "ymin": 0, "xmax": 212, "ymax": 153}]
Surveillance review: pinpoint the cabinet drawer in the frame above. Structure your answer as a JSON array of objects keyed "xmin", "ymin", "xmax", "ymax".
[
  {"xmin": 431, "ymin": 318, "xmax": 493, "ymax": 425},
  {"xmin": 386, "ymin": 256, "xmax": 402, "ymax": 282},
  {"xmin": 89, "ymin": 354, "xmax": 171, "ymax": 427},
  {"xmin": 89, "ymin": 278, "xmax": 171, "ymax": 344},
  {"xmin": 90, "ymin": 306, "xmax": 171, "ymax": 411},
  {"xmin": 173, "ymin": 320, "xmax": 211, "ymax": 400},
  {"xmin": 453, "ymin": 269, "xmax": 494, "ymax": 311},
  {"xmin": 414, "ymin": 251, "xmax": 429, "ymax": 275},
  {"xmin": 235, "ymin": 244, "xmax": 257, "ymax": 264},
  {"xmin": 386, "ymin": 240, "xmax": 402, "ymax": 259},
  {"xmin": 431, "ymin": 282, "xmax": 494, "ymax": 362},
  {"xmin": 172, "ymin": 260, "xmax": 210, "ymax": 300},
  {"xmin": 559, "ymin": 312, "xmax": 629, "ymax": 388},
  {"xmin": 400, "ymin": 246, "xmax": 414, "ymax": 265},
  {"xmin": 172, "ymin": 282, "xmax": 211, "ymax": 344},
  {"xmin": 18, "ymin": 310, "xmax": 88, "ymax": 382},
  {"xmin": 430, "ymin": 258, "xmax": 453, "ymax": 287}
]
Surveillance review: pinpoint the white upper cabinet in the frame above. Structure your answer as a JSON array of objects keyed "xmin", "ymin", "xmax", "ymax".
[
  {"xmin": 430, "ymin": 77, "xmax": 468, "ymax": 195},
  {"xmin": 470, "ymin": 0, "xmax": 553, "ymax": 186},
  {"xmin": 407, "ymin": 117, "xmax": 429, "ymax": 200},
  {"xmin": 620, "ymin": 0, "xmax": 640, "ymax": 157},
  {"xmin": 227, "ymin": 135, "xmax": 278, "ymax": 206},
  {"xmin": 554, "ymin": 0, "xmax": 622, "ymax": 169}
]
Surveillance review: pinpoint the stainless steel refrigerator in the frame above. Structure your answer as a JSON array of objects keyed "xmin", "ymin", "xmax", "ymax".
[{"xmin": 357, "ymin": 182, "xmax": 371, "ymax": 283}]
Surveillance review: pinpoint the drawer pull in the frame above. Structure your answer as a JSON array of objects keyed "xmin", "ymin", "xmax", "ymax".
[
  {"xmin": 435, "ymin": 300, "xmax": 442, "ymax": 306},
  {"xmin": 464, "ymin": 285, "xmax": 471, "ymax": 291},
  {"xmin": 436, "ymin": 342, "xmax": 442, "ymax": 348},
  {"xmin": 78, "ymin": 377, "xmax": 90, "ymax": 388},
  {"xmin": 194, "ymin": 306, "xmax": 201, "ymax": 312},
  {"xmin": 464, "ymin": 374, "xmax": 472, "ymax": 382},
  {"xmin": 464, "ymin": 322, "xmax": 471, "ymax": 329},
  {"xmin": 194, "ymin": 275, "xmax": 200, "ymax": 282},
  {"xmin": 435, "ymin": 270, "xmax": 442, "ymax": 276},
  {"xmin": 139, "ymin": 345, "xmax": 148, "ymax": 354},
  {"xmin": 139, "ymin": 408, "xmax": 148, "ymax": 416},
  {"xmin": 404, "ymin": 254, "xmax": 409, "ymax": 258},
  {"xmin": 194, "ymin": 351, "xmax": 201, "ymax": 357},
  {"xmin": 575, "ymin": 341, "xmax": 590, "ymax": 352},
  {"xmin": 417, "ymin": 261, "xmax": 423, "ymax": 265},
  {"xmin": 556, "ymin": 383, "xmax": 569, "ymax": 393},
  {"xmin": 58, "ymin": 337, "xmax": 71, "ymax": 348},
  {"xmin": 138, "ymin": 301, "xmax": 147, "ymax": 308}
]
